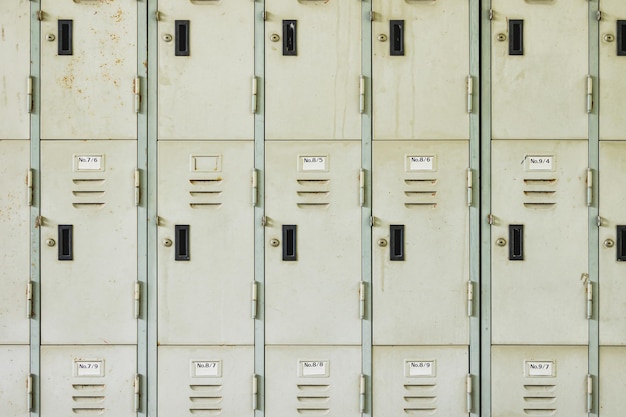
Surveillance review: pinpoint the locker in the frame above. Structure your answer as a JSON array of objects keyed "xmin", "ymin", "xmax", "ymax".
[
  {"xmin": 157, "ymin": 141, "xmax": 254, "ymax": 345},
  {"xmin": 0, "ymin": 141, "xmax": 30, "ymax": 345},
  {"xmin": 265, "ymin": 0, "xmax": 361, "ymax": 140},
  {"xmin": 372, "ymin": 0, "xmax": 470, "ymax": 140},
  {"xmin": 158, "ymin": 346, "xmax": 254, "ymax": 417},
  {"xmin": 157, "ymin": 1, "xmax": 254, "ymax": 140},
  {"xmin": 40, "ymin": 141, "xmax": 137, "ymax": 344},
  {"xmin": 40, "ymin": 0, "xmax": 138, "ymax": 140},
  {"xmin": 265, "ymin": 141, "xmax": 361, "ymax": 345},
  {"xmin": 372, "ymin": 141, "xmax": 469, "ymax": 346},
  {"xmin": 0, "ymin": 1, "xmax": 30, "ymax": 140},
  {"xmin": 266, "ymin": 346, "xmax": 361, "ymax": 417},
  {"xmin": 491, "ymin": 140, "xmax": 588, "ymax": 345},
  {"xmin": 0, "ymin": 346, "xmax": 30, "ymax": 417},
  {"xmin": 599, "ymin": 347, "xmax": 626, "ymax": 416},
  {"xmin": 491, "ymin": 345, "xmax": 588, "ymax": 417},
  {"xmin": 491, "ymin": 1, "xmax": 588, "ymax": 140},
  {"xmin": 599, "ymin": 3, "xmax": 626, "ymax": 140},
  {"xmin": 373, "ymin": 346, "xmax": 469, "ymax": 417},
  {"xmin": 41, "ymin": 345, "xmax": 136, "ymax": 417}
]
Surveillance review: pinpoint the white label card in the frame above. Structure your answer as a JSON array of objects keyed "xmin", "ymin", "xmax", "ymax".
[
  {"xmin": 300, "ymin": 361, "xmax": 329, "ymax": 377},
  {"xmin": 526, "ymin": 155, "xmax": 554, "ymax": 171},
  {"xmin": 76, "ymin": 155, "xmax": 103, "ymax": 171},
  {"xmin": 192, "ymin": 361, "xmax": 222, "ymax": 377},
  {"xmin": 301, "ymin": 156, "xmax": 327, "ymax": 171},
  {"xmin": 406, "ymin": 361, "xmax": 436, "ymax": 377},
  {"xmin": 75, "ymin": 360, "xmax": 104, "ymax": 377},
  {"xmin": 526, "ymin": 361, "xmax": 555, "ymax": 377},
  {"xmin": 408, "ymin": 156, "xmax": 435, "ymax": 171}
]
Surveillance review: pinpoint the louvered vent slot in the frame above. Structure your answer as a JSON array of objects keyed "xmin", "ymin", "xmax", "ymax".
[
  {"xmin": 523, "ymin": 384, "xmax": 557, "ymax": 416},
  {"xmin": 404, "ymin": 179, "xmax": 437, "ymax": 208},
  {"xmin": 523, "ymin": 178, "xmax": 557, "ymax": 208},
  {"xmin": 296, "ymin": 179, "xmax": 330, "ymax": 208},
  {"xmin": 188, "ymin": 384, "xmax": 223, "ymax": 415},
  {"xmin": 403, "ymin": 383, "xmax": 437, "ymax": 415},
  {"xmin": 71, "ymin": 384, "xmax": 105, "ymax": 415},
  {"xmin": 296, "ymin": 384, "xmax": 330, "ymax": 415},
  {"xmin": 189, "ymin": 178, "xmax": 223, "ymax": 209},
  {"xmin": 72, "ymin": 179, "xmax": 106, "ymax": 208}
]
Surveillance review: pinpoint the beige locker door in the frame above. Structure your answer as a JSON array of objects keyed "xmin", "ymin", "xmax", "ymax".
[
  {"xmin": 599, "ymin": 347, "xmax": 626, "ymax": 416},
  {"xmin": 0, "ymin": 346, "xmax": 30, "ymax": 417},
  {"xmin": 372, "ymin": 141, "xmax": 469, "ymax": 346},
  {"xmin": 265, "ymin": 0, "xmax": 361, "ymax": 140},
  {"xmin": 491, "ymin": 1, "xmax": 588, "ymax": 140},
  {"xmin": 491, "ymin": 140, "xmax": 588, "ymax": 345},
  {"xmin": 157, "ymin": 1, "xmax": 254, "ymax": 140},
  {"xmin": 40, "ymin": 141, "xmax": 137, "ymax": 345},
  {"xmin": 40, "ymin": 0, "xmax": 137, "ymax": 140},
  {"xmin": 372, "ymin": 0, "xmax": 470, "ymax": 140},
  {"xmin": 0, "ymin": 141, "xmax": 30, "ymax": 345},
  {"xmin": 157, "ymin": 141, "xmax": 254, "ymax": 345}
]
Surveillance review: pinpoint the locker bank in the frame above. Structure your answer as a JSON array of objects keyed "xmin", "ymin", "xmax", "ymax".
[{"xmin": 0, "ymin": 1, "xmax": 624, "ymax": 416}]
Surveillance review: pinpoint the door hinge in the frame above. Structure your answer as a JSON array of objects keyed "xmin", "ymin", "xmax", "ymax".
[
  {"xmin": 155, "ymin": 10, "xmax": 161, "ymax": 22},
  {"xmin": 467, "ymin": 374, "xmax": 473, "ymax": 413},
  {"xmin": 261, "ymin": 216, "xmax": 267, "ymax": 227},
  {"xmin": 359, "ymin": 281, "xmax": 366, "ymax": 319},
  {"xmin": 134, "ymin": 170, "xmax": 141, "ymax": 206},
  {"xmin": 586, "ymin": 168, "xmax": 593, "ymax": 207},
  {"xmin": 27, "ymin": 169, "xmax": 33, "ymax": 206},
  {"xmin": 369, "ymin": 11, "xmax": 375, "ymax": 22},
  {"xmin": 35, "ymin": 215, "xmax": 43, "ymax": 228},
  {"xmin": 586, "ymin": 75, "xmax": 593, "ymax": 114},
  {"xmin": 466, "ymin": 75, "xmax": 474, "ymax": 114},
  {"xmin": 27, "ymin": 282, "xmax": 33, "ymax": 318},
  {"xmin": 252, "ymin": 374, "xmax": 259, "ymax": 411},
  {"xmin": 134, "ymin": 374, "xmax": 141, "ymax": 412},
  {"xmin": 597, "ymin": 216, "xmax": 603, "ymax": 227},
  {"xmin": 262, "ymin": 11, "xmax": 268, "ymax": 21},
  {"xmin": 27, "ymin": 76, "xmax": 33, "ymax": 114},
  {"xmin": 251, "ymin": 76, "xmax": 258, "ymax": 114},
  {"xmin": 489, "ymin": 9, "xmax": 494, "ymax": 20},
  {"xmin": 466, "ymin": 168, "xmax": 473, "ymax": 207},
  {"xmin": 597, "ymin": 10, "xmax": 602, "ymax": 21},
  {"xmin": 251, "ymin": 169, "xmax": 258, "ymax": 207},
  {"xmin": 467, "ymin": 281, "xmax": 474, "ymax": 317},
  {"xmin": 359, "ymin": 76, "xmax": 366, "ymax": 114},
  {"xmin": 359, "ymin": 374, "xmax": 366, "ymax": 413},
  {"xmin": 586, "ymin": 280, "xmax": 593, "ymax": 320},
  {"xmin": 36, "ymin": 10, "xmax": 44, "ymax": 21},
  {"xmin": 370, "ymin": 216, "xmax": 374, "ymax": 227},
  {"xmin": 133, "ymin": 77, "xmax": 141, "ymax": 113},
  {"xmin": 587, "ymin": 374, "xmax": 593, "ymax": 412},
  {"xmin": 134, "ymin": 281, "xmax": 141, "ymax": 319},
  {"xmin": 359, "ymin": 169, "xmax": 365, "ymax": 207},
  {"xmin": 27, "ymin": 374, "xmax": 33, "ymax": 412},
  {"xmin": 251, "ymin": 282, "xmax": 258, "ymax": 319},
  {"xmin": 487, "ymin": 214, "xmax": 495, "ymax": 225}
]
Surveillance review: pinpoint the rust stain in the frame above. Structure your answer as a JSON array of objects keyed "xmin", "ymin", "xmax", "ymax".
[
  {"xmin": 59, "ymin": 74, "xmax": 75, "ymax": 90},
  {"xmin": 111, "ymin": 8, "xmax": 123, "ymax": 23}
]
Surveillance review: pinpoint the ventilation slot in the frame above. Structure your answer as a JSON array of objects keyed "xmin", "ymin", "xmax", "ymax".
[
  {"xmin": 188, "ymin": 384, "xmax": 223, "ymax": 415},
  {"xmin": 189, "ymin": 178, "xmax": 223, "ymax": 208},
  {"xmin": 404, "ymin": 179, "xmax": 437, "ymax": 208},
  {"xmin": 72, "ymin": 178, "xmax": 106, "ymax": 208},
  {"xmin": 523, "ymin": 178, "xmax": 557, "ymax": 208},
  {"xmin": 72, "ymin": 384, "xmax": 106, "ymax": 415},
  {"xmin": 296, "ymin": 179, "xmax": 330, "ymax": 208},
  {"xmin": 523, "ymin": 385, "xmax": 557, "ymax": 416},
  {"xmin": 297, "ymin": 384, "xmax": 330, "ymax": 415},
  {"xmin": 403, "ymin": 383, "xmax": 437, "ymax": 415}
]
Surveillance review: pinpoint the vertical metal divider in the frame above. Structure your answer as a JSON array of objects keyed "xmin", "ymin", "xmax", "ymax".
[
  {"xmin": 480, "ymin": 0, "xmax": 493, "ymax": 416},
  {"xmin": 588, "ymin": 1, "xmax": 600, "ymax": 416},
  {"xmin": 254, "ymin": 0, "xmax": 266, "ymax": 415},
  {"xmin": 469, "ymin": 0, "xmax": 481, "ymax": 416},
  {"xmin": 30, "ymin": 1, "xmax": 42, "ymax": 416},
  {"xmin": 361, "ymin": 1, "xmax": 373, "ymax": 416},
  {"xmin": 147, "ymin": 0, "xmax": 158, "ymax": 415}
]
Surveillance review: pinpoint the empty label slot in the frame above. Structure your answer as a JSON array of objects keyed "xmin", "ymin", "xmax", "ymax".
[
  {"xmin": 175, "ymin": 20, "xmax": 190, "ymax": 56},
  {"xmin": 58, "ymin": 225, "xmax": 73, "ymax": 261},
  {"xmin": 175, "ymin": 225, "xmax": 190, "ymax": 261},
  {"xmin": 390, "ymin": 225, "xmax": 405, "ymax": 261},
  {"xmin": 618, "ymin": 21, "xmax": 626, "ymax": 56},
  {"xmin": 283, "ymin": 20, "xmax": 297, "ymax": 56},
  {"xmin": 282, "ymin": 225, "xmax": 297, "ymax": 261},
  {"xmin": 509, "ymin": 224, "xmax": 524, "ymax": 261},
  {"xmin": 58, "ymin": 20, "xmax": 73, "ymax": 56},
  {"xmin": 390, "ymin": 20, "xmax": 405, "ymax": 56},
  {"xmin": 617, "ymin": 225, "xmax": 626, "ymax": 261},
  {"xmin": 508, "ymin": 20, "xmax": 524, "ymax": 56}
]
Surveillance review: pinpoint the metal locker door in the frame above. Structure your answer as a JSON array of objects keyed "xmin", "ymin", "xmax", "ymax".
[
  {"xmin": 265, "ymin": 0, "xmax": 361, "ymax": 140},
  {"xmin": 0, "ymin": 346, "xmax": 30, "ymax": 417},
  {"xmin": 372, "ymin": 0, "xmax": 470, "ymax": 140},
  {"xmin": 157, "ymin": 141, "xmax": 254, "ymax": 345},
  {"xmin": 491, "ymin": 1, "xmax": 588, "ymax": 140},
  {"xmin": 372, "ymin": 141, "xmax": 469, "ymax": 346},
  {"xmin": 0, "ymin": 1, "xmax": 30, "ymax": 140},
  {"xmin": 41, "ymin": 345, "xmax": 137, "ymax": 417},
  {"xmin": 0, "ymin": 141, "xmax": 30, "ymax": 345},
  {"xmin": 265, "ymin": 141, "xmax": 362, "ymax": 345},
  {"xmin": 491, "ymin": 140, "xmax": 588, "ymax": 345},
  {"xmin": 373, "ymin": 346, "xmax": 469, "ymax": 417},
  {"xmin": 599, "ymin": 346, "xmax": 626, "ymax": 416},
  {"xmin": 158, "ymin": 346, "xmax": 254, "ymax": 417},
  {"xmin": 157, "ymin": 1, "xmax": 254, "ymax": 140},
  {"xmin": 40, "ymin": 141, "xmax": 137, "ymax": 345},
  {"xmin": 40, "ymin": 0, "xmax": 138, "ymax": 140},
  {"xmin": 266, "ymin": 346, "xmax": 361, "ymax": 417},
  {"xmin": 492, "ymin": 346, "xmax": 588, "ymax": 417},
  {"xmin": 599, "ymin": 3, "xmax": 626, "ymax": 140}
]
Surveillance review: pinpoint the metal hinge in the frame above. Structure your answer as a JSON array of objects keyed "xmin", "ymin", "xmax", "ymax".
[
  {"xmin": 487, "ymin": 214, "xmax": 495, "ymax": 225},
  {"xmin": 134, "ymin": 281, "xmax": 141, "ymax": 319},
  {"xmin": 466, "ymin": 76, "xmax": 474, "ymax": 114},
  {"xmin": 251, "ymin": 169, "xmax": 258, "ymax": 207},
  {"xmin": 262, "ymin": 11, "xmax": 268, "ymax": 21},
  {"xmin": 27, "ymin": 169, "xmax": 33, "ymax": 206},
  {"xmin": 359, "ymin": 281, "xmax": 366, "ymax": 319},
  {"xmin": 155, "ymin": 10, "xmax": 161, "ymax": 22},
  {"xmin": 27, "ymin": 282, "xmax": 33, "ymax": 318},
  {"xmin": 133, "ymin": 77, "xmax": 141, "ymax": 113},
  {"xmin": 134, "ymin": 170, "xmax": 141, "ymax": 206},
  {"xmin": 36, "ymin": 10, "xmax": 44, "ymax": 21},
  {"xmin": 359, "ymin": 170, "xmax": 365, "ymax": 207},
  {"xmin": 27, "ymin": 77, "xmax": 33, "ymax": 114},
  {"xmin": 489, "ymin": 9, "xmax": 494, "ymax": 20},
  {"xmin": 467, "ymin": 374, "xmax": 473, "ymax": 413},
  {"xmin": 467, "ymin": 168, "xmax": 473, "ymax": 207},
  {"xmin": 35, "ymin": 215, "xmax": 43, "ymax": 228},
  {"xmin": 261, "ymin": 216, "xmax": 267, "ymax": 227},
  {"xmin": 586, "ymin": 76, "xmax": 593, "ymax": 114},
  {"xmin": 467, "ymin": 281, "xmax": 474, "ymax": 317},
  {"xmin": 251, "ymin": 282, "xmax": 258, "ymax": 319},
  {"xmin": 27, "ymin": 374, "xmax": 33, "ymax": 412},
  {"xmin": 134, "ymin": 374, "xmax": 141, "ymax": 412},
  {"xmin": 370, "ymin": 216, "xmax": 374, "ymax": 227},
  {"xmin": 586, "ymin": 279, "xmax": 593, "ymax": 320},
  {"xmin": 359, "ymin": 374, "xmax": 366, "ymax": 413},
  {"xmin": 587, "ymin": 374, "xmax": 593, "ymax": 412},
  {"xmin": 252, "ymin": 375, "xmax": 258, "ymax": 411},
  {"xmin": 369, "ymin": 11, "xmax": 375, "ymax": 22},
  {"xmin": 597, "ymin": 10, "xmax": 602, "ymax": 21},
  {"xmin": 359, "ymin": 76, "xmax": 366, "ymax": 114},
  {"xmin": 251, "ymin": 77, "xmax": 258, "ymax": 114},
  {"xmin": 597, "ymin": 216, "xmax": 603, "ymax": 227},
  {"xmin": 586, "ymin": 168, "xmax": 593, "ymax": 207}
]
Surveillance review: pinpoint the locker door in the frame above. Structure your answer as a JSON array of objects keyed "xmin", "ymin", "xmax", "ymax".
[
  {"xmin": 372, "ymin": 0, "xmax": 470, "ymax": 140},
  {"xmin": 265, "ymin": 0, "xmax": 361, "ymax": 140},
  {"xmin": 372, "ymin": 141, "xmax": 469, "ymax": 346},
  {"xmin": 265, "ymin": 141, "xmax": 361, "ymax": 345},
  {"xmin": 491, "ymin": 140, "xmax": 588, "ymax": 345},
  {"xmin": 157, "ymin": 141, "xmax": 254, "ymax": 345},
  {"xmin": 40, "ymin": 0, "xmax": 137, "ymax": 140},
  {"xmin": 599, "ymin": 347, "xmax": 626, "ymax": 416},
  {"xmin": 491, "ymin": 1, "xmax": 588, "ymax": 140},
  {"xmin": 0, "ymin": 1, "xmax": 30, "ymax": 140},
  {"xmin": 157, "ymin": 1, "xmax": 254, "ymax": 140},
  {"xmin": 599, "ymin": 3, "xmax": 626, "ymax": 140},
  {"xmin": 40, "ymin": 141, "xmax": 137, "ymax": 345},
  {"xmin": 0, "ymin": 346, "xmax": 30, "ymax": 417},
  {"xmin": 0, "ymin": 141, "xmax": 30, "ymax": 345}
]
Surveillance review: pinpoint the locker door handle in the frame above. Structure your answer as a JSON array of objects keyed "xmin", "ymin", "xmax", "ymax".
[
  {"xmin": 282, "ymin": 225, "xmax": 297, "ymax": 261},
  {"xmin": 58, "ymin": 225, "xmax": 73, "ymax": 261},
  {"xmin": 175, "ymin": 20, "xmax": 190, "ymax": 56},
  {"xmin": 390, "ymin": 225, "xmax": 405, "ymax": 261},
  {"xmin": 509, "ymin": 225, "xmax": 524, "ymax": 261},
  {"xmin": 282, "ymin": 20, "xmax": 297, "ymax": 56},
  {"xmin": 508, "ymin": 20, "xmax": 524, "ymax": 55},
  {"xmin": 618, "ymin": 21, "xmax": 626, "ymax": 56},
  {"xmin": 390, "ymin": 20, "xmax": 405, "ymax": 56},
  {"xmin": 175, "ymin": 225, "xmax": 190, "ymax": 261},
  {"xmin": 616, "ymin": 226, "xmax": 626, "ymax": 261},
  {"xmin": 58, "ymin": 20, "xmax": 73, "ymax": 55}
]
